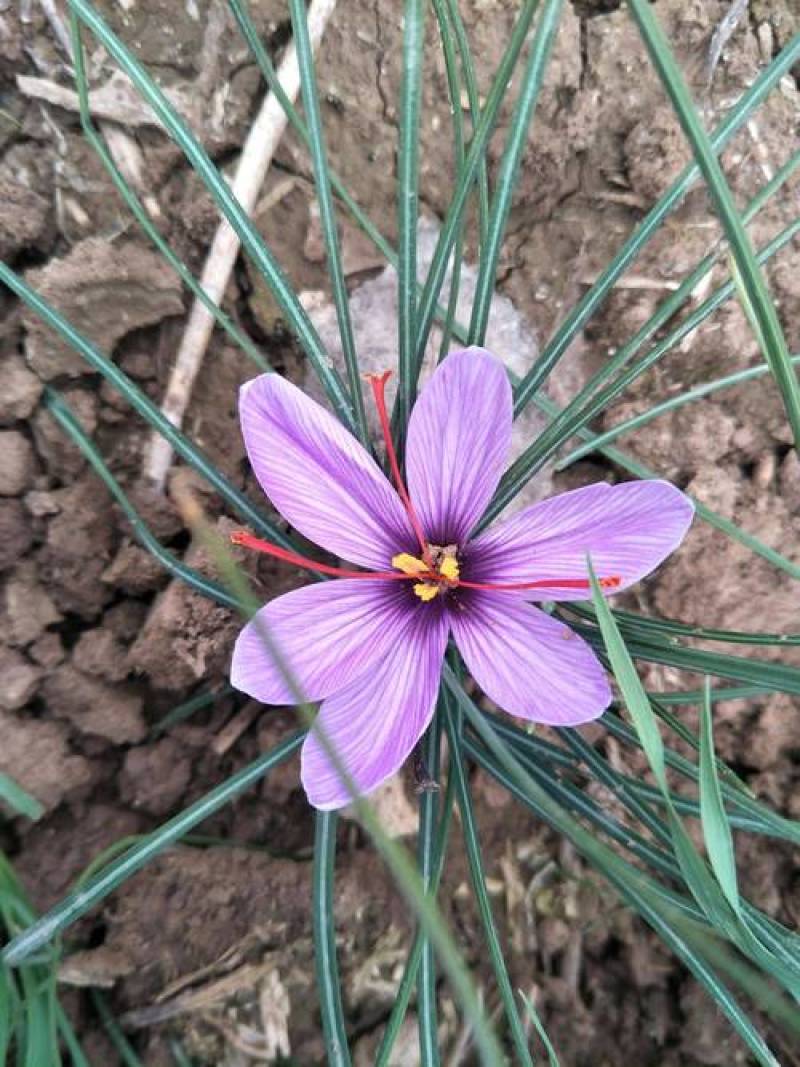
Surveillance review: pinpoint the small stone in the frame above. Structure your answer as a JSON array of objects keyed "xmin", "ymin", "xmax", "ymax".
[
  {"xmin": 29, "ymin": 631, "xmax": 65, "ymax": 669},
  {"xmin": 0, "ymin": 646, "xmax": 43, "ymax": 710},
  {"xmin": 0, "ymin": 431, "xmax": 36, "ymax": 495},
  {"xmin": 43, "ymin": 666, "xmax": 146, "ymax": 745},
  {"xmin": 72, "ymin": 628, "xmax": 130, "ymax": 683},
  {"xmin": 0, "ymin": 499, "xmax": 33, "ymax": 570},
  {"xmin": 3, "ymin": 562, "xmax": 62, "ymax": 646},
  {"xmin": 0, "ymin": 354, "xmax": 43, "ymax": 424}
]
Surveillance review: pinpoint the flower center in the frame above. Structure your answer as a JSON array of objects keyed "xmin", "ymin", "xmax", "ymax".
[
  {"xmin": 392, "ymin": 544, "xmax": 460, "ymax": 601},
  {"xmin": 231, "ymin": 370, "xmax": 623, "ymax": 598}
]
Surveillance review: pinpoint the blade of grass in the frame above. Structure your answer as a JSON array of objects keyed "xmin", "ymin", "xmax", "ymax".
[
  {"xmin": 417, "ymin": 709, "xmax": 442, "ymax": 1067},
  {"xmin": 627, "ymin": 0, "xmax": 800, "ymax": 449},
  {"xmin": 396, "ymin": 0, "xmax": 428, "ymax": 428},
  {"xmin": 289, "ymin": 0, "xmax": 368, "ymax": 446},
  {"xmin": 430, "ymin": 0, "xmax": 467, "ymax": 363},
  {"xmin": 586, "ymin": 559, "xmax": 800, "ymax": 995},
  {"xmin": 699, "ymin": 680, "xmax": 740, "ymax": 916},
  {"xmin": 410, "ymin": 0, "xmax": 540, "ymax": 375},
  {"xmin": 374, "ymin": 758, "xmax": 457, "ymax": 1067},
  {"xmin": 91, "ymin": 989, "xmax": 144, "ymax": 1067},
  {"xmin": 0, "ymin": 775, "xmax": 44, "ymax": 821},
  {"xmin": 443, "ymin": 704, "xmax": 535, "ymax": 1067},
  {"xmin": 519, "ymin": 993, "xmax": 561, "ymax": 1067},
  {"xmin": 313, "ymin": 811, "xmax": 352, "ymax": 1067},
  {"xmin": 468, "ymin": 0, "xmax": 562, "ymax": 346}
]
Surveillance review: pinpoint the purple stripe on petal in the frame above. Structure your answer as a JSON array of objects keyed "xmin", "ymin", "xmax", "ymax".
[
  {"xmin": 300, "ymin": 602, "xmax": 449, "ymax": 810},
  {"xmin": 468, "ymin": 480, "xmax": 694, "ymax": 600},
  {"xmin": 450, "ymin": 593, "xmax": 611, "ymax": 726},
  {"xmin": 231, "ymin": 580, "xmax": 412, "ymax": 705},
  {"xmin": 406, "ymin": 348, "xmax": 512, "ymax": 545},
  {"xmin": 240, "ymin": 374, "xmax": 415, "ymax": 569}
]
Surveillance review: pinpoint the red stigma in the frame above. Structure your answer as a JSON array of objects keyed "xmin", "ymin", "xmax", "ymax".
[{"xmin": 365, "ymin": 370, "xmax": 434, "ymax": 568}]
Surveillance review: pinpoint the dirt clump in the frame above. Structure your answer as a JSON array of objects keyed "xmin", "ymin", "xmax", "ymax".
[
  {"xmin": 23, "ymin": 237, "xmax": 184, "ymax": 380},
  {"xmin": 0, "ymin": 709, "xmax": 96, "ymax": 814}
]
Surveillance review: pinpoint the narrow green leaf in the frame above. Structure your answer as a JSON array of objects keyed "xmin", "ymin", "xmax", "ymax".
[
  {"xmin": 417, "ymin": 711, "xmax": 442, "ymax": 1067},
  {"xmin": 444, "ymin": 707, "xmax": 534, "ymax": 1067},
  {"xmin": 313, "ymin": 811, "xmax": 352, "ymax": 1067},
  {"xmin": 519, "ymin": 992, "xmax": 561, "ymax": 1067},
  {"xmin": 0, "ymin": 775, "xmax": 44, "ymax": 822},
  {"xmin": 0, "ymin": 266, "xmax": 292, "ymax": 552},
  {"xmin": 397, "ymin": 0, "xmax": 428, "ymax": 426},
  {"xmin": 289, "ymin": 0, "xmax": 369, "ymax": 446},
  {"xmin": 699, "ymin": 681, "xmax": 740, "ymax": 916},
  {"xmin": 45, "ymin": 389, "xmax": 237, "ymax": 609}
]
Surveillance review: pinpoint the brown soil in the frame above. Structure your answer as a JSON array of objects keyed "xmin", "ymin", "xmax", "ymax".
[{"xmin": 1, "ymin": 1, "xmax": 798, "ymax": 1064}]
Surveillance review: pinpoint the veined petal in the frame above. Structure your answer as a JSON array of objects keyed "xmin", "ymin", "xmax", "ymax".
[
  {"xmin": 231, "ymin": 580, "xmax": 411, "ymax": 705},
  {"xmin": 450, "ymin": 594, "xmax": 611, "ymax": 725},
  {"xmin": 406, "ymin": 348, "xmax": 512, "ymax": 544},
  {"xmin": 240, "ymin": 374, "xmax": 415, "ymax": 569},
  {"xmin": 300, "ymin": 602, "xmax": 449, "ymax": 810},
  {"xmin": 468, "ymin": 480, "xmax": 694, "ymax": 600}
]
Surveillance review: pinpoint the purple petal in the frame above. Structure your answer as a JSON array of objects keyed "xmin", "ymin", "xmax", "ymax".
[
  {"xmin": 405, "ymin": 348, "xmax": 512, "ymax": 545},
  {"xmin": 240, "ymin": 374, "xmax": 415, "ymax": 569},
  {"xmin": 449, "ymin": 593, "xmax": 611, "ymax": 725},
  {"xmin": 300, "ymin": 602, "xmax": 449, "ymax": 810},
  {"xmin": 468, "ymin": 480, "xmax": 694, "ymax": 600},
  {"xmin": 231, "ymin": 580, "xmax": 412, "ymax": 705}
]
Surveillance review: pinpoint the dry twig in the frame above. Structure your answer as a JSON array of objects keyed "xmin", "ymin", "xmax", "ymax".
[{"xmin": 144, "ymin": 0, "xmax": 339, "ymax": 491}]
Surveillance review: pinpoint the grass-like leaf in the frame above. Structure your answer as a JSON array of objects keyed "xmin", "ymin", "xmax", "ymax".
[
  {"xmin": 313, "ymin": 811, "xmax": 352, "ymax": 1066},
  {"xmin": 289, "ymin": 0, "xmax": 369, "ymax": 446},
  {"xmin": 699, "ymin": 681, "xmax": 741, "ymax": 916},
  {"xmin": 0, "ymin": 775, "xmax": 44, "ymax": 822},
  {"xmin": 396, "ymin": 0, "xmax": 428, "ymax": 426}
]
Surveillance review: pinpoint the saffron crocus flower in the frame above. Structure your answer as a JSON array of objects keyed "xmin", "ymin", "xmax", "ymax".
[{"xmin": 231, "ymin": 348, "xmax": 693, "ymax": 810}]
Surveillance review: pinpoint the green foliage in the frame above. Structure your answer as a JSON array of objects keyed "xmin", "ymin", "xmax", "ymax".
[{"xmin": 2, "ymin": 0, "xmax": 799, "ymax": 1063}]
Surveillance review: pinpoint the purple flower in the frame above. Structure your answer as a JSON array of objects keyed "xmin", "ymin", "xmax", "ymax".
[{"xmin": 231, "ymin": 348, "xmax": 694, "ymax": 810}]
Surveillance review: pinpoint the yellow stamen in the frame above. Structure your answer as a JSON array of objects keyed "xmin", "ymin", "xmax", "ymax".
[
  {"xmin": 392, "ymin": 552, "xmax": 429, "ymax": 576},
  {"xmin": 439, "ymin": 556, "xmax": 459, "ymax": 581},
  {"xmin": 413, "ymin": 582, "xmax": 440, "ymax": 602}
]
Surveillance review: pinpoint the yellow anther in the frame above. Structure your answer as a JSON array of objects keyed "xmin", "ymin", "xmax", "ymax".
[
  {"xmin": 413, "ymin": 582, "xmax": 439, "ymax": 602},
  {"xmin": 392, "ymin": 552, "xmax": 429, "ymax": 576},
  {"xmin": 439, "ymin": 556, "xmax": 460, "ymax": 581}
]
